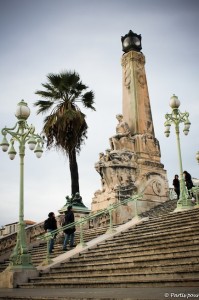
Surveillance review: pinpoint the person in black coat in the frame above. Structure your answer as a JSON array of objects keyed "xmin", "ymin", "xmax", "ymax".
[
  {"xmin": 63, "ymin": 205, "xmax": 76, "ymax": 251},
  {"xmin": 44, "ymin": 212, "xmax": 57, "ymax": 253},
  {"xmin": 173, "ymin": 174, "xmax": 180, "ymax": 200},
  {"xmin": 183, "ymin": 171, "xmax": 194, "ymax": 197}
]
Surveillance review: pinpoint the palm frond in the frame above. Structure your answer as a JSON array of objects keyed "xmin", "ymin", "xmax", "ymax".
[
  {"xmin": 47, "ymin": 73, "xmax": 62, "ymax": 89},
  {"xmin": 81, "ymin": 91, "xmax": 95, "ymax": 110},
  {"xmin": 35, "ymin": 90, "xmax": 54, "ymax": 99},
  {"xmin": 34, "ymin": 100, "xmax": 54, "ymax": 115},
  {"xmin": 41, "ymin": 83, "xmax": 62, "ymax": 99}
]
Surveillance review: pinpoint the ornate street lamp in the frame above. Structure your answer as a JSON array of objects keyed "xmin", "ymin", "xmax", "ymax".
[
  {"xmin": 0, "ymin": 100, "xmax": 43, "ymax": 270},
  {"xmin": 121, "ymin": 30, "xmax": 142, "ymax": 53},
  {"xmin": 164, "ymin": 94, "xmax": 192, "ymax": 210}
]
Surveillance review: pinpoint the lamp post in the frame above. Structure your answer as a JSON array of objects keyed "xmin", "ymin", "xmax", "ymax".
[
  {"xmin": 0, "ymin": 100, "xmax": 43, "ymax": 270},
  {"xmin": 164, "ymin": 94, "xmax": 192, "ymax": 210}
]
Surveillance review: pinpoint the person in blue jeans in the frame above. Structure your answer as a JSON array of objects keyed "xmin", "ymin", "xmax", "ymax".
[
  {"xmin": 63, "ymin": 205, "xmax": 76, "ymax": 251},
  {"xmin": 44, "ymin": 212, "xmax": 57, "ymax": 254}
]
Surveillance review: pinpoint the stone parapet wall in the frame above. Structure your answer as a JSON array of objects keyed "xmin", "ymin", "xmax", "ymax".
[
  {"xmin": 0, "ymin": 221, "xmax": 45, "ymax": 258},
  {"xmin": 0, "ymin": 215, "xmax": 63, "ymax": 258}
]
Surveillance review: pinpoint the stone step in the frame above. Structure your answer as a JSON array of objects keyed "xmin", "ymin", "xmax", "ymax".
[
  {"xmin": 97, "ymin": 230, "xmax": 199, "ymax": 249},
  {"xmin": 29, "ymin": 269, "xmax": 199, "ymax": 285},
  {"xmin": 116, "ymin": 220, "xmax": 198, "ymax": 235},
  {"xmin": 71, "ymin": 254, "xmax": 199, "ymax": 269},
  {"xmin": 122, "ymin": 227, "xmax": 198, "ymax": 241},
  {"xmin": 77, "ymin": 244, "xmax": 199, "ymax": 260},
  {"xmin": 49, "ymin": 259, "xmax": 199, "ymax": 275},
  {"xmin": 123, "ymin": 216, "xmax": 198, "ymax": 230},
  {"xmin": 82, "ymin": 238, "xmax": 199, "ymax": 256},
  {"xmin": 101, "ymin": 232, "xmax": 199, "ymax": 250},
  {"xmin": 47, "ymin": 261, "xmax": 199, "ymax": 276},
  {"xmin": 19, "ymin": 276, "xmax": 199, "ymax": 288},
  {"xmin": 130, "ymin": 224, "xmax": 198, "ymax": 238},
  {"xmin": 30, "ymin": 245, "xmax": 63, "ymax": 255},
  {"xmin": 139, "ymin": 208, "xmax": 199, "ymax": 223},
  {"xmin": 142, "ymin": 208, "xmax": 198, "ymax": 220},
  {"xmin": 128, "ymin": 218, "xmax": 199, "ymax": 233},
  {"xmin": 132, "ymin": 220, "xmax": 197, "ymax": 235},
  {"xmin": 58, "ymin": 253, "xmax": 198, "ymax": 271},
  {"xmin": 38, "ymin": 264, "xmax": 199, "ymax": 279}
]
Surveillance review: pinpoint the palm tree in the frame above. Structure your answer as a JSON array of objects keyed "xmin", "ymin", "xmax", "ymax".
[{"xmin": 34, "ymin": 71, "xmax": 95, "ymax": 200}]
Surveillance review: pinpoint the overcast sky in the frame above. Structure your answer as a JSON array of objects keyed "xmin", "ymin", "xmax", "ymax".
[{"xmin": 0, "ymin": 0, "xmax": 198, "ymax": 226}]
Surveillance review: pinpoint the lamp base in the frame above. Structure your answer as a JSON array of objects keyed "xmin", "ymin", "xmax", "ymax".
[
  {"xmin": 9, "ymin": 252, "xmax": 34, "ymax": 270},
  {"xmin": 0, "ymin": 268, "xmax": 38, "ymax": 288},
  {"xmin": 174, "ymin": 198, "xmax": 194, "ymax": 212}
]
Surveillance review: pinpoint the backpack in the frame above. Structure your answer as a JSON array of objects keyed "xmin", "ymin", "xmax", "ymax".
[{"xmin": 44, "ymin": 219, "xmax": 48, "ymax": 231}]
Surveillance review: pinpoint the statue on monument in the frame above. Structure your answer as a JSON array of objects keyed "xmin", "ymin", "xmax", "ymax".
[
  {"xmin": 65, "ymin": 192, "xmax": 86, "ymax": 208},
  {"xmin": 109, "ymin": 114, "xmax": 131, "ymax": 150}
]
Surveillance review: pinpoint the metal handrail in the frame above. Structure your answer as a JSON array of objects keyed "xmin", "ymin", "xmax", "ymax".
[
  {"xmin": 191, "ymin": 186, "xmax": 199, "ymax": 206},
  {"xmin": 38, "ymin": 193, "xmax": 143, "ymax": 265},
  {"xmin": 39, "ymin": 193, "xmax": 142, "ymax": 241}
]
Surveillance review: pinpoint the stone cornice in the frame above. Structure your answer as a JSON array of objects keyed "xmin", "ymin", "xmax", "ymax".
[{"xmin": 121, "ymin": 51, "xmax": 145, "ymax": 67}]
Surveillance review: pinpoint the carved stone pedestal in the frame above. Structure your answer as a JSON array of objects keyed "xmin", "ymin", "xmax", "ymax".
[{"xmin": 91, "ymin": 116, "xmax": 169, "ymax": 224}]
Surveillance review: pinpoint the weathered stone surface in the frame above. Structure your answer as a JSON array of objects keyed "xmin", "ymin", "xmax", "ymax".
[
  {"xmin": 0, "ymin": 268, "xmax": 38, "ymax": 288},
  {"xmin": 91, "ymin": 49, "xmax": 169, "ymax": 222}
]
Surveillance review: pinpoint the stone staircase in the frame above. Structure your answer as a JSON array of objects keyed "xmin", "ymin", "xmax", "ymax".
[
  {"xmin": 0, "ymin": 197, "xmax": 178, "ymax": 273},
  {"xmin": 139, "ymin": 197, "xmax": 178, "ymax": 218},
  {"xmin": 18, "ymin": 207, "xmax": 199, "ymax": 288}
]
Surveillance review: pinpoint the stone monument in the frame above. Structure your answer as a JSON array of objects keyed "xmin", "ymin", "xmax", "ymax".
[{"xmin": 91, "ymin": 30, "xmax": 169, "ymax": 223}]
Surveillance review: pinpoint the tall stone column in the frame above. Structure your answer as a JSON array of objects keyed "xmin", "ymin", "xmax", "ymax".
[
  {"xmin": 122, "ymin": 51, "xmax": 154, "ymax": 136},
  {"xmin": 91, "ymin": 30, "xmax": 169, "ymax": 224},
  {"xmin": 120, "ymin": 30, "xmax": 161, "ymax": 163}
]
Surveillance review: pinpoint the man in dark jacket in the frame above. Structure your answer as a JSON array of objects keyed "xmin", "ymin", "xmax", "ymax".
[
  {"xmin": 173, "ymin": 174, "xmax": 180, "ymax": 199},
  {"xmin": 63, "ymin": 206, "xmax": 76, "ymax": 251},
  {"xmin": 44, "ymin": 212, "xmax": 57, "ymax": 254}
]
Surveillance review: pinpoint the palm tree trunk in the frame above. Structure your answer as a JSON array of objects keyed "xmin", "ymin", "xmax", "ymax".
[{"xmin": 69, "ymin": 148, "xmax": 80, "ymax": 197}]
